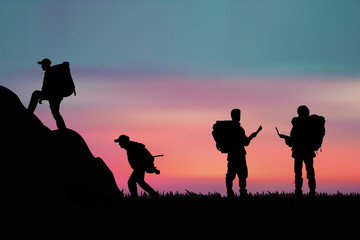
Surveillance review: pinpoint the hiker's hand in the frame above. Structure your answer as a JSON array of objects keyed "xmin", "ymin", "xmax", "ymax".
[
  {"xmin": 256, "ymin": 125, "xmax": 262, "ymax": 134},
  {"xmin": 278, "ymin": 134, "xmax": 287, "ymax": 139},
  {"xmin": 250, "ymin": 126, "xmax": 262, "ymax": 139},
  {"xmin": 275, "ymin": 127, "xmax": 285, "ymax": 138},
  {"xmin": 38, "ymin": 98, "xmax": 43, "ymax": 104}
]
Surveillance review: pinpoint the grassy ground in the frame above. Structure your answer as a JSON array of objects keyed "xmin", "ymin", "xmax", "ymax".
[
  {"xmin": 9, "ymin": 192, "xmax": 359, "ymax": 237},
  {"xmin": 121, "ymin": 191, "xmax": 359, "ymax": 237},
  {"xmin": 67, "ymin": 191, "xmax": 359, "ymax": 232}
]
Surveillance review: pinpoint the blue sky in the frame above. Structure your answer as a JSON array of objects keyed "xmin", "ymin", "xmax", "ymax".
[{"xmin": 1, "ymin": 0, "xmax": 360, "ymax": 79}]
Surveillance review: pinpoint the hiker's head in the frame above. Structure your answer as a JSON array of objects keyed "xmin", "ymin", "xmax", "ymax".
[
  {"xmin": 114, "ymin": 134, "xmax": 130, "ymax": 148},
  {"xmin": 37, "ymin": 58, "xmax": 51, "ymax": 71},
  {"xmin": 231, "ymin": 108, "xmax": 241, "ymax": 122},
  {"xmin": 297, "ymin": 105, "xmax": 310, "ymax": 118}
]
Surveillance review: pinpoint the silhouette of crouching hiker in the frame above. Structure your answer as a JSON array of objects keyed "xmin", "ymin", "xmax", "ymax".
[
  {"xmin": 115, "ymin": 135, "xmax": 160, "ymax": 199},
  {"xmin": 28, "ymin": 58, "xmax": 66, "ymax": 129}
]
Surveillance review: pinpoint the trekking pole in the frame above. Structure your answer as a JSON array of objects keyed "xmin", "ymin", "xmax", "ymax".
[{"xmin": 153, "ymin": 154, "xmax": 164, "ymax": 158}]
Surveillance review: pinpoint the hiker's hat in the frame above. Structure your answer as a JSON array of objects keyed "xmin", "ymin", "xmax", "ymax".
[
  {"xmin": 114, "ymin": 135, "xmax": 129, "ymax": 143},
  {"xmin": 37, "ymin": 58, "xmax": 51, "ymax": 65}
]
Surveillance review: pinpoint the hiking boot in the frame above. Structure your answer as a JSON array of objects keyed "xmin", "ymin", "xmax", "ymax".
[
  {"xmin": 129, "ymin": 194, "xmax": 138, "ymax": 203},
  {"xmin": 308, "ymin": 190, "xmax": 316, "ymax": 198},
  {"xmin": 240, "ymin": 189, "xmax": 249, "ymax": 199},
  {"xmin": 151, "ymin": 191, "xmax": 160, "ymax": 199},
  {"xmin": 227, "ymin": 191, "xmax": 236, "ymax": 199},
  {"xmin": 294, "ymin": 189, "xmax": 302, "ymax": 198}
]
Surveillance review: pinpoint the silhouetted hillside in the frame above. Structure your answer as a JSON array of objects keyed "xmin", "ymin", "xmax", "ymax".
[{"xmin": 0, "ymin": 85, "xmax": 122, "ymax": 205}]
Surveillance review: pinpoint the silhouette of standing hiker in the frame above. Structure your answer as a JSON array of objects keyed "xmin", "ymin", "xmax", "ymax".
[
  {"xmin": 28, "ymin": 58, "xmax": 76, "ymax": 130},
  {"xmin": 212, "ymin": 109, "xmax": 262, "ymax": 198},
  {"xmin": 276, "ymin": 105, "xmax": 325, "ymax": 197},
  {"xmin": 114, "ymin": 135, "xmax": 160, "ymax": 199}
]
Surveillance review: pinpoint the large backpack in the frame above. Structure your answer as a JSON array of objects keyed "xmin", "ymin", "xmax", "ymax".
[
  {"xmin": 308, "ymin": 114, "xmax": 326, "ymax": 151},
  {"xmin": 48, "ymin": 62, "xmax": 76, "ymax": 97},
  {"xmin": 212, "ymin": 120, "xmax": 237, "ymax": 153},
  {"xmin": 131, "ymin": 143, "xmax": 157, "ymax": 173},
  {"xmin": 290, "ymin": 114, "xmax": 325, "ymax": 151},
  {"xmin": 141, "ymin": 147, "xmax": 156, "ymax": 173}
]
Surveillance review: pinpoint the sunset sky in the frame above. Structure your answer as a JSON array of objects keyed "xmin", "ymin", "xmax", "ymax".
[{"xmin": 1, "ymin": 1, "xmax": 359, "ymax": 194}]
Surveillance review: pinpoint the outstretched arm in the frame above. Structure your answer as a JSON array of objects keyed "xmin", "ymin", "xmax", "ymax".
[
  {"xmin": 275, "ymin": 127, "xmax": 288, "ymax": 139},
  {"xmin": 275, "ymin": 127, "xmax": 292, "ymax": 147},
  {"xmin": 249, "ymin": 125, "xmax": 263, "ymax": 141}
]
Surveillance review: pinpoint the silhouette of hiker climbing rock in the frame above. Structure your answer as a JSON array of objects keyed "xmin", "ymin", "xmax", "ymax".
[
  {"xmin": 212, "ymin": 109, "xmax": 262, "ymax": 198},
  {"xmin": 1, "ymin": 85, "xmax": 121, "ymax": 205},
  {"xmin": 115, "ymin": 135, "xmax": 160, "ymax": 199},
  {"xmin": 28, "ymin": 58, "xmax": 76, "ymax": 130},
  {"xmin": 276, "ymin": 105, "xmax": 325, "ymax": 198}
]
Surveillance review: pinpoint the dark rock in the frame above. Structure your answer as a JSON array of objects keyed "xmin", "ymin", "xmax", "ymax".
[{"xmin": 0, "ymin": 85, "xmax": 122, "ymax": 205}]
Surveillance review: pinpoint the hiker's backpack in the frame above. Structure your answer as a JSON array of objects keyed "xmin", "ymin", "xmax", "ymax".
[
  {"xmin": 212, "ymin": 120, "xmax": 237, "ymax": 153},
  {"xmin": 130, "ymin": 143, "xmax": 156, "ymax": 173},
  {"xmin": 291, "ymin": 114, "xmax": 325, "ymax": 151},
  {"xmin": 309, "ymin": 114, "xmax": 326, "ymax": 151},
  {"xmin": 48, "ymin": 62, "xmax": 76, "ymax": 97},
  {"xmin": 141, "ymin": 147, "xmax": 156, "ymax": 173}
]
